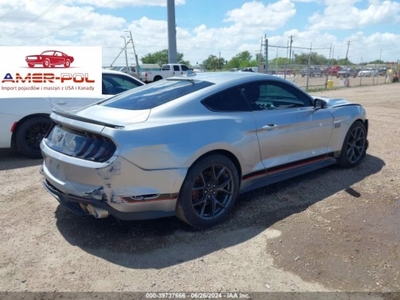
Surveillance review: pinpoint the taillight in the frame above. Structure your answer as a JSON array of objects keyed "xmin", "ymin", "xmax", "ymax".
[{"xmin": 10, "ymin": 122, "xmax": 17, "ymax": 132}]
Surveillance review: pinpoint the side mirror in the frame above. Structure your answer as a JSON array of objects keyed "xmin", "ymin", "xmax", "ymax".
[{"xmin": 314, "ymin": 98, "xmax": 328, "ymax": 110}]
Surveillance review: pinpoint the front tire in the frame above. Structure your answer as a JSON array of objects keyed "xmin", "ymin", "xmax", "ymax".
[
  {"xmin": 176, "ymin": 154, "xmax": 239, "ymax": 228},
  {"xmin": 15, "ymin": 116, "xmax": 53, "ymax": 159},
  {"xmin": 43, "ymin": 59, "xmax": 50, "ymax": 68},
  {"xmin": 337, "ymin": 121, "xmax": 367, "ymax": 168}
]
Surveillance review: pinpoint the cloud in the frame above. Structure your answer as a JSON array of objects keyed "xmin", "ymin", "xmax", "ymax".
[
  {"xmin": 224, "ymin": 0, "xmax": 296, "ymax": 30},
  {"xmin": 308, "ymin": 0, "xmax": 400, "ymax": 30},
  {"xmin": 0, "ymin": 0, "xmax": 399, "ymax": 67},
  {"xmin": 71, "ymin": 0, "xmax": 186, "ymax": 9}
]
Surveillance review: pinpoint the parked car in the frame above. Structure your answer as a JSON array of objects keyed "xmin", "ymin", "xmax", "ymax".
[
  {"xmin": 322, "ymin": 65, "xmax": 342, "ymax": 76},
  {"xmin": 40, "ymin": 72, "xmax": 369, "ymax": 228},
  {"xmin": 377, "ymin": 67, "xmax": 387, "ymax": 76},
  {"xmin": 358, "ymin": 68, "xmax": 378, "ymax": 77},
  {"xmin": 336, "ymin": 68, "xmax": 358, "ymax": 78},
  {"xmin": 301, "ymin": 66, "xmax": 322, "ymax": 77},
  {"xmin": 241, "ymin": 67, "xmax": 258, "ymax": 72},
  {"xmin": 0, "ymin": 70, "xmax": 144, "ymax": 158},
  {"xmin": 25, "ymin": 50, "xmax": 74, "ymax": 68}
]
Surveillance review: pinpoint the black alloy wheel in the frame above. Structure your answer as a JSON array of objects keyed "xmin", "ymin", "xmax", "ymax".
[
  {"xmin": 338, "ymin": 121, "xmax": 367, "ymax": 168},
  {"xmin": 176, "ymin": 154, "xmax": 239, "ymax": 228},
  {"xmin": 16, "ymin": 116, "xmax": 53, "ymax": 159}
]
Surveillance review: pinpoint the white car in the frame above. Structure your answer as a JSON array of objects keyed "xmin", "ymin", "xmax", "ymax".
[
  {"xmin": 358, "ymin": 68, "xmax": 378, "ymax": 77},
  {"xmin": 0, "ymin": 69, "xmax": 144, "ymax": 158}
]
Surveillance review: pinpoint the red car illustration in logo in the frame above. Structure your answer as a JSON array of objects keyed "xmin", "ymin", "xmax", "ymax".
[{"xmin": 25, "ymin": 50, "xmax": 74, "ymax": 68}]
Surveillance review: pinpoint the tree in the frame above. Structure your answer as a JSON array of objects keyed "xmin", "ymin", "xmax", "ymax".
[
  {"xmin": 337, "ymin": 58, "xmax": 354, "ymax": 65},
  {"xmin": 293, "ymin": 52, "xmax": 329, "ymax": 65},
  {"xmin": 255, "ymin": 53, "xmax": 265, "ymax": 64},
  {"xmin": 270, "ymin": 57, "xmax": 290, "ymax": 66},
  {"xmin": 226, "ymin": 51, "xmax": 253, "ymax": 69},
  {"xmin": 202, "ymin": 55, "xmax": 226, "ymax": 70},
  {"xmin": 369, "ymin": 59, "xmax": 384, "ymax": 64},
  {"xmin": 141, "ymin": 49, "xmax": 190, "ymax": 66}
]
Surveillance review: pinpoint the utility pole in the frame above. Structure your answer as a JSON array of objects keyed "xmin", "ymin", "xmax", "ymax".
[
  {"xmin": 345, "ymin": 41, "xmax": 350, "ymax": 65},
  {"xmin": 264, "ymin": 35, "xmax": 268, "ymax": 74},
  {"xmin": 288, "ymin": 35, "xmax": 294, "ymax": 64},
  {"xmin": 125, "ymin": 30, "xmax": 140, "ymax": 75},
  {"xmin": 306, "ymin": 43, "xmax": 312, "ymax": 90},
  {"xmin": 167, "ymin": 0, "xmax": 177, "ymax": 63},
  {"xmin": 258, "ymin": 37, "xmax": 263, "ymax": 69},
  {"xmin": 120, "ymin": 36, "xmax": 129, "ymax": 72}
]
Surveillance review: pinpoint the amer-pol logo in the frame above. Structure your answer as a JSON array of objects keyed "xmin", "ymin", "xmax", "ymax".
[
  {"xmin": 25, "ymin": 50, "xmax": 74, "ymax": 68},
  {"xmin": 0, "ymin": 46, "xmax": 102, "ymax": 98},
  {"xmin": 2, "ymin": 72, "xmax": 95, "ymax": 83}
]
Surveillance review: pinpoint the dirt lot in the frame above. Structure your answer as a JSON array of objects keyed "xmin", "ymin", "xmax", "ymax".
[{"xmin": 0, "ymin": 82, "xmax": 399, "ymax": 298}]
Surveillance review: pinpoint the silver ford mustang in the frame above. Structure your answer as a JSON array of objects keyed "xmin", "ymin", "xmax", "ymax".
[{"xmin": 40, "ymin": 72, "xmax": 368, "ymax": 228}]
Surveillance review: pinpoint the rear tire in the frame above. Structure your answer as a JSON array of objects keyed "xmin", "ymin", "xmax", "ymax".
[
  {"xmin": 153, "ymin": 76, "xmax": 162, "ymax": 81},
  {"xmin": 337, "ymin": 121, "xmax": 367, "ymax": 168},
  {"xmin": 15, "ymin": 116, "xmax": 53, "ymax": 159},
  {"xmin": 176, "ymin": 154, "xmax": 239, "ymax": 228}
]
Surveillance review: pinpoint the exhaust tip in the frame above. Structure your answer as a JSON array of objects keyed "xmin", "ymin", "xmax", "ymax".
[{"xmin": 86, "ymin": 204, "xmax": 109, "ymax": 218}]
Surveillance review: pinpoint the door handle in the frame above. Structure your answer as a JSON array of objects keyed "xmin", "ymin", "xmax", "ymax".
[{"xmin": 262, "ymin": 124, "xmax": 278, "ymax": 130}]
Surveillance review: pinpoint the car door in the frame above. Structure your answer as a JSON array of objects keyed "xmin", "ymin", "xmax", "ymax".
[
  {"xmin": 241, "ymin": 81, "xmax": 334, "ymax": 170},
  {"xmin": 201, "ymin": 86, "xmax": 264, "ymax": 176},
  {"xmin": 173, "ymin": 65, "xmax": 183, "ymax": 75},
  {"xmin": 52, "ymin": 51, "xmax": 64, "ymax": 65}
]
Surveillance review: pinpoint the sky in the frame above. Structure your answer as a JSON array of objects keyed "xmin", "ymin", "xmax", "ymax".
[{"xmin": 1, "ymin": 0, "xmax": 400, "ymax": 67}]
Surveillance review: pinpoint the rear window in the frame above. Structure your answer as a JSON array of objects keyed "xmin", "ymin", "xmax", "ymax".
[{"xmin": 102, "ymin": 79, "xmax": 214, "ymax": 110}]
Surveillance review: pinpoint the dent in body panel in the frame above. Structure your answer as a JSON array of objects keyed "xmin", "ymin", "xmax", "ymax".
[{"xmin": 84, "ymin": 156, "xmax": 185, "ymax": 206}]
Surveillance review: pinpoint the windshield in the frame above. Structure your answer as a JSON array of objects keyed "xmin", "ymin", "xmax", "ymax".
[{"xmin": 101, "ymin": 79, "xmax": 214, "ymax": 110}]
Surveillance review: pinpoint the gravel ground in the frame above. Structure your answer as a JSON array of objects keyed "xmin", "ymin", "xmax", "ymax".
[{"xmin": 0, "ymin": 82, "xmax": 399, "ymax": 299}]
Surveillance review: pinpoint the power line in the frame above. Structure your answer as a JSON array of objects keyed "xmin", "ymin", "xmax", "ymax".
[
  {"xmin": 0, "ymin": 2, "xmax": 25, "ymax": 20},
  {"xmin": 11, "ymin": 1, "xmax": 69, "ymax": 35}
]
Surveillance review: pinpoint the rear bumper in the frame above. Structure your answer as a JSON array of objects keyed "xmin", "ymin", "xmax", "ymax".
[{"xmin": 42, "ymin": 179, "xmax": 175, "ymax": 220}]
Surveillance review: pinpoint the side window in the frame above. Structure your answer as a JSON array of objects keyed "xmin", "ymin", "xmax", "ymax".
[
  {"xmin": 162, "ymin": 65, "xmax": 170, "ymax": 71},
  {"xmin": 202, "ymin": 87, "xmax": 251, "ymax": 112},
  {"xmin": 173, "ymin": 65, "xmax": 180, "ymax": 71},
  {"xmin": 181, "ymin": 65, "xmax": 189, "ymax": 71},
  {"xmin": 102, "ymin": 74, "xmax": 143, "ymax": 95},
  {"xmin": 242, "ymin": 81, "xmax": 313, "ymax": 110}
]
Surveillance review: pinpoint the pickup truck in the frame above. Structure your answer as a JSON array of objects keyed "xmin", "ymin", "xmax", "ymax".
[
  {"xmin": 0, "ymin": 70, "xmax": 144, "ymax": 158},
  {"xmin": 140, "ymin": 63, "xmax": 191, "ymax": 83}
]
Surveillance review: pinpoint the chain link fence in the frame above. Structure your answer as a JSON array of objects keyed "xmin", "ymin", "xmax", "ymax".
[{"xmin": 259, "ymin": 62, "xmax": 399, "ymax": 91}]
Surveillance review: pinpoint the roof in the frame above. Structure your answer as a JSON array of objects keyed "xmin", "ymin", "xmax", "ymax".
[{"xmin": 168, "ymin": 71, "xmax": 290, "ymax": 87}]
